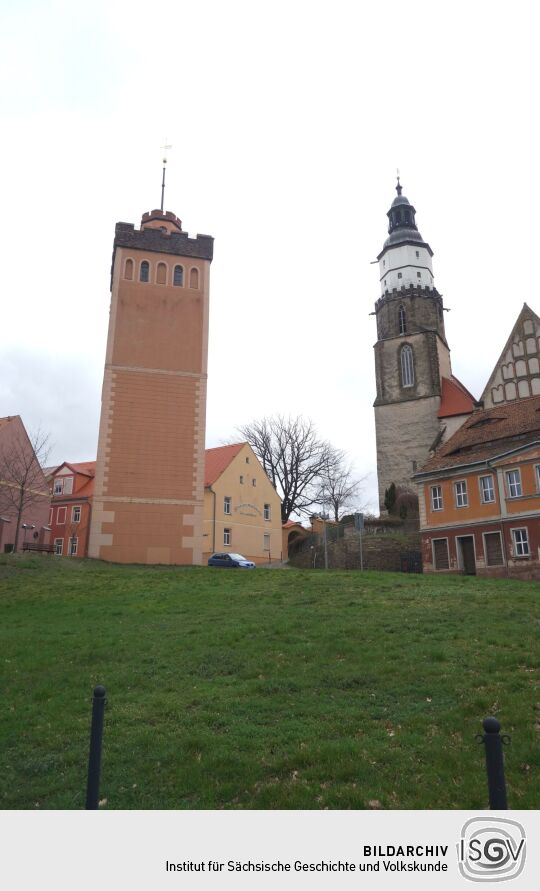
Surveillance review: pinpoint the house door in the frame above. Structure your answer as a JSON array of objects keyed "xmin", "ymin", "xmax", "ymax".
[{"xmin": 458, "ymin": 536, "xmax": 476, "ymax": 575}]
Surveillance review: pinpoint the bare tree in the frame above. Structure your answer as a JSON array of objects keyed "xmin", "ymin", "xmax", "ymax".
[
  {"xmin": 317, "ymin": 461, "xmax": 368, "ymax": 522},
  {"xmin": 237, "ymin": 415, "xmax": 342, "ymax": 523},
  {"xmin": 0, "ymin": 424, "xmax": 51, "ymax": 553}
]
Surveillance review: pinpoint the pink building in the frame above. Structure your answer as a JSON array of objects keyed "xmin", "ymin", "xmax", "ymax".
[{"xmin": 0, "ymin": 416, "xmax": 51, "ymax": 553}]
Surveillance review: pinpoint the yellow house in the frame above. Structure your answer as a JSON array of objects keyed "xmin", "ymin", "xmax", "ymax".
[{"xmin": 203, "ymin": 443, "xmax": 282, "ymax": 564}]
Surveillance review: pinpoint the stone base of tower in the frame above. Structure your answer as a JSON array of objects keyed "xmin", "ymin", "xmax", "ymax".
[
  {"xmin": 88, "ymin": 499, "xmax": 204, "ymax": 565},
  {"xmin": 375, "ymin": 396, "xmax": 441, "ymax": 511}
]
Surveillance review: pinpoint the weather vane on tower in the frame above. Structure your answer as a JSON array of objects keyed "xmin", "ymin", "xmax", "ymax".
[{"xmin": 160, "ymin": 140, "xmax": 173, "ymax": 211}]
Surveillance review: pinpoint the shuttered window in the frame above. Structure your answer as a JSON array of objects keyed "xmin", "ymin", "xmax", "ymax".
[
  {"xmin": 484, "ymin": 532, "xmax": 504, "ymax": 566},
  {"xmin": 433, "ymin": 538, "xmax": 449, "ymax": 570}
]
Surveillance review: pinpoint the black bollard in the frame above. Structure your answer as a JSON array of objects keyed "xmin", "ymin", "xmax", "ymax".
[
  {"xmin": 85, "ymin": 685, "xmax": 106, "ymax": 810},
  {"xmin": 481, "ymin": 717, "xmax": 508, "ymax": 810}
]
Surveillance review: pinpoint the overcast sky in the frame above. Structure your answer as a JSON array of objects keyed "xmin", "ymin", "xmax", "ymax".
[{"xmin": 1, "ymin": 0, "xmax": 538, "ymax": 512}]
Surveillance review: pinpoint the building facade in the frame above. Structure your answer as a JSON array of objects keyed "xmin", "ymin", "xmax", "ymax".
[
  {"xmin": 49, "ymin": 461, "xmax": 95, "ymax": 557},
  {"xmin": 415, "ymin": 396, "xmax": 540, "ymax": 580},
  {"xmin": 0, "ymin": 415, "xmax": 51, "ymax": 553},
  {"xmin": 203, "ymin": 443, "xmax": 282, "ymax": 563},
  {"xmin": 88, "ymin": 208, "xmax": 213, "ymax": 565},
  {"xmin": 373, "ymin": 180, "xmax": 475, "ymax": 511}
]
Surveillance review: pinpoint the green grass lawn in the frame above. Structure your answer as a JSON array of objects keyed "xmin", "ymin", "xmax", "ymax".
[{"xmin": 0, "ymin": 555, "xmax": 538, "ymax": 810}]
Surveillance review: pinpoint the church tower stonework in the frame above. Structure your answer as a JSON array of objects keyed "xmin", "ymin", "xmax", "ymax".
[
  {"xmin": 373, "ymin": 181, "xmax": 454, "ymax": 511},
  {"xmin": 89, "ymin": 208, "xmax": 213, "ymax": 564}
]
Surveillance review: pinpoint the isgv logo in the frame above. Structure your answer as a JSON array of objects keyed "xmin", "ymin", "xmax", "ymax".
[{"xmin": 458, "ymin": 817, "xmax": 526, "ymax": 882}]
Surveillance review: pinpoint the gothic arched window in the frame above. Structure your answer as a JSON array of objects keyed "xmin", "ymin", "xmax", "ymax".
[
  {"xmin": 398, "ymin": 304, "xmax": 406, "ymax": 335},
  {"xmin": 400, "ymin": 344, "xmax": 414, "ymax": 388},
  {"xmin": 140, "ymin": 260, "xmax": 150, "ymax": 283},
  {"xmin": 124, "ymin": 258, "xmax": 133, "ymax": 280},
  {"xmin": 156, "ymin": 262, "xmax": 167, "ymax": 285},
  {"xmin": 189, "ymin": 267, "xmax": 199, "ymax": 289}
]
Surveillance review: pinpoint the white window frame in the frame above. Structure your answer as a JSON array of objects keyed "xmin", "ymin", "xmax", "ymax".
[
  {"xmin": 263, "ymin": 533, "xmax": 271, "ymax": 551},
  {"xmin": 479, "ymin": 475, "xmax": 495, "ymax": 504},
  {"xmin": 223, "ymin": 496, "xmax": 231, "ymax": 515},
  {"xmin": 72, "ymin": 505, "xmax": 81, "ymax": 523},
  {"xmin": 57, "ymin": 506, "xmax": 66, "ymax": 525},
  {"xmin": 263, "ymin": 503, "xmax": 271, "ymax": 521},
  {"xmin": 53, "ymin": 479, "xmax": 63, "ymax": 495},
  {"xmin": 511, "ymin": 527, "xmax": 530, "ymax": 557},
  {"xmin": 68, "ymin": 537, "xmax": 78, "ymax": 557},
  {"xmin": 482, "ymin": 531, "xmax": 505, "ymax": 567},
  {"xmin": 535, "ymin": 464, "xmax": 540, "ymax": 492},
  {"xmin": 430, "ymin": 485, "xmax": 443, "ymax": 511},
  {"xmin": 223, "ymin": 528, "xmax": 231, "ymax": 546},
  {"xmin": 454, "ymin": 480, "xmax": 468, "ymax": 508},
  {"xmin": 506, "ymin": 469, "xmax": 522, "ymax": 498},
  {"xmin": 54, "ymin": 538, "xmax": 63, "ymax": 556}
]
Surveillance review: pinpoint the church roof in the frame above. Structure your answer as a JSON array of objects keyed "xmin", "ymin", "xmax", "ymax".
[
  {"xmin": 379, "ymin": 178, "xmax": 433, "ymax": 256},
  {"xmin": 480, "ymin": 303, "xmax": 540, "ymax": 408},
  {"xmin": 416, "ymin": 394, "xmax": 540, "ymax": 474},
  {"xmin": 438, "ymin": 376, "xmax": 477, "ymax": 418}
]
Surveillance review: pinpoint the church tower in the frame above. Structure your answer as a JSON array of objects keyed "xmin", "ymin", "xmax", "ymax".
[
  {"xmin": 373, "ymin": 180, "xmax": 455, "ymax": 511},
  {"xmin": 88, "ymin": 207, "xmax": 213, "ymax": 564}
]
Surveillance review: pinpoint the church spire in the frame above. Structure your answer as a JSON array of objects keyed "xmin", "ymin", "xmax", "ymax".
[
  {"xmin": 386, "ymin": 178, "xmax": 419, "ymax": 236},
  {"xmin": 376, "ymin": 180, "xmax": 435, "ymax": 294}
]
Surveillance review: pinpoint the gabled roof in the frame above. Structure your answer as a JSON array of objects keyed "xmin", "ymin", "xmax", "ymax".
[
  {"xmin": 53, "ymin": 460, "xmax": 96, "ymax": 478},
  {"xmin": 205, "ymin": 443, "xmax": 246, "ymax": 486},
  {"xmin": 417, "ymin": 395, "xmax": 540, "ymax": 474},
  {"xmin": 438, "ymin": 376, "xmax": 477, "ymax": 418},
  {"xmin": 480, "ymin": 303, "xmax": 540, "ymax": 408}
]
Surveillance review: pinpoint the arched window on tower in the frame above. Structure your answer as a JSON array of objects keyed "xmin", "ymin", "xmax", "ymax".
[
  {"xmin": 189, "ymin": 267, "xmax": 199, "ymax": 289},
  {"xmin": 124, "ymin": 258, "xmax": 133, "ymax": 280},
  {"xmin": 398, "ymin": 304, "xmax": 406, "ymax": 335},
  {"xmin": 156, "ymin": 262, "xmax": 167, "ymax": 285},
  {"xmin": 173, "ymin": 265, "xmax": 184, "ymax": 287},
  {"xmin": 400, "ymin": 345, "xmax": 414, "ymax": 388},
  {"xmin": 140, "ymin": 260, "xmax": 150, "ymax": 283}
]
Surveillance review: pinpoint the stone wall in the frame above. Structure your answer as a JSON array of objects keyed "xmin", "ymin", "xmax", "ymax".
[{"xmin": 289, "ymin": 531, "xmax": 422, "ymax": 571}]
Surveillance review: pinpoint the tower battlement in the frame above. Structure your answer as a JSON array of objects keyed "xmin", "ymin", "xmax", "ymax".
[
  {"xmin": 114, "ymin": 221, "xmax": 214, "ymax": 261},
  {"xmin": 375, "ymin": 284, "xmax": 442, "ymax": 309},
  {"xmin": 141, "ymin": 209, "xmax": 183, "ymax": 230}
]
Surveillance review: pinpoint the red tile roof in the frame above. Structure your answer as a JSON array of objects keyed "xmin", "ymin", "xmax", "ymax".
[
  {"xmin": 205, "ymin": 443, "xmax": 246, "ymax": 486},
  {"xmin": 438, "ymin": 376, "xmax": 476, "ymax": 418},
  {"xmin": 418, "ymin": 395, "xmax": 540, "ymax": 473},
  {"xmin": 53, "ymin": 460, "xmax": 96, "ymax": 478},
  {"xmin": 69, "ymin": 461, "xmax": 96, "ymax": 477}
]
